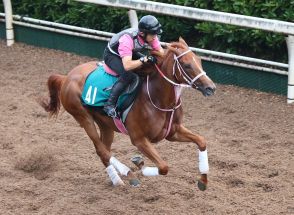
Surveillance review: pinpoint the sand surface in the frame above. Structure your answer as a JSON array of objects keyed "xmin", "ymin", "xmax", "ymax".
[{"xmin": 0, "ymin": 40, "xmax": 293, "ymax": 215}]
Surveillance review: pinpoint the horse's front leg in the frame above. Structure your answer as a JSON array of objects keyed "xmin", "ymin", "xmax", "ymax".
[
  {"xmin": 166, "ymin": 124, "xmax": 209, "ymax": 191},
  {"xmin": 131, "ymin": 137, "xmax": 169, "ymax": 176}
]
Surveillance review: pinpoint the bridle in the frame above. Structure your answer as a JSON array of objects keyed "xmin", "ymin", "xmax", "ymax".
[
  {"xmin": 147, "ymin": 48, "xmax": 209, "ymax": 111},
  {"xmin": 146, "ymin": 48, "xmax": 208, "ymax": 138},
  {"xmin": 154, "ymin": 49, "xmax": 207, "ymax": 89}
]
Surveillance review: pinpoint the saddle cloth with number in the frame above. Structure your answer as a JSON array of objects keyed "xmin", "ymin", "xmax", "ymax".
[{"xmin": 81, "ymin": 63, "xmax": 140, "ymax": 122}]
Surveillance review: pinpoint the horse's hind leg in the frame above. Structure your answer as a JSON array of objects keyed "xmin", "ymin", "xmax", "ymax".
[
  {"xmin": 72, "ymin": 113, "xmax": 125, "ymax": 186},
  {"xmin": 74, "ymin": 114, "xmax": 110, "ymax": 165},
  {"xmin": 98, "ymin": 124, "xmax": 114, "ymax": 152},
  {"xmin": 166, "ymin": 124, "xmax": 209, "ymax": 191},
  {"xmin": 98, "ymin": 124, "xmax": 140, "ymax": 187}
]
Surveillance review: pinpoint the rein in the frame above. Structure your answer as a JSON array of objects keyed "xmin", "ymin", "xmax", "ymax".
[{"xmin": 146, "ymin": 48, "xmax": 206, "ymax": 138}]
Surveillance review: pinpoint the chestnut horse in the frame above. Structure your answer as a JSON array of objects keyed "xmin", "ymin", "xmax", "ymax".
[{"xmin": 40, "ymin": 38, "xmax": 216, "ymax": 190}]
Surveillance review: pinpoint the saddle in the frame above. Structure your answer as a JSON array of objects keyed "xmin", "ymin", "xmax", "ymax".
[{"xmin": 81, "ymin": 63, "xmax": 142, "ymax": 133}]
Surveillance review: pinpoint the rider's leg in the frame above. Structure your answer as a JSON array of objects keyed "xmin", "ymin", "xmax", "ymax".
[
  {"xmin": 103, "ymin": 72, "xmax": 137, "ymax": 117},
  {"xmin": 103, "ymin": 51, "xmax": 138, "ymax": 117},
  {"xmin": 103, "ymin": 77, "xmax": 127, "ymax": 117}
]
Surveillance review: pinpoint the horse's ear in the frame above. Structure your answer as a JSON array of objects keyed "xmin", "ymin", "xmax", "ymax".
[
  {"xmin": 179, "ymin": 37, "xmax": 188, "ymax": 47},
  {"xmin": 167, "ymin": 44, "xmax": 181, "ymax": 55}
]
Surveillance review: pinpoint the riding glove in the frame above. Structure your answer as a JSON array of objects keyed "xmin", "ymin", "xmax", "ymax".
[{"xmin": 147, "ymin": 55, "xmax": 157, "ymax": 64}]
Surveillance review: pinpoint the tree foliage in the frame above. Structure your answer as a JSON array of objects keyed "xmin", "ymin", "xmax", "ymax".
[{"xmin": 0, "ymin": 0, "xmax": 293, "ymax": 62}]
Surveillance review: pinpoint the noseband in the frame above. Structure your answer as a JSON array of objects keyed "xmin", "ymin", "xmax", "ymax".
[
  {"xmin": 155, "ymin": 49, "xmax": 207, "ymax": 89},
  {"xmin": 173, "ymin": 49, "xmax": 207, "ymax": 88}
]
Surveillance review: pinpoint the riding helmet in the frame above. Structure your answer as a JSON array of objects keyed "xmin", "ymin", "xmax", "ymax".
[{"xmin": 138, "ymin": 15, "xmax": 163, "ymax": 35}]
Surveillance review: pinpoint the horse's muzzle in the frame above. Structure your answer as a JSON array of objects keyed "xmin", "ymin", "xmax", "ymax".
[{"xmin": 198, "ymin": 86, "xmax": 216, "ymax": 97}]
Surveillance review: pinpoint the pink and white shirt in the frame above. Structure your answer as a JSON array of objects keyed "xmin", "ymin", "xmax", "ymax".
[{"xmin": 104, "ymin": 34, "xmax": 161, "ymax": 75}]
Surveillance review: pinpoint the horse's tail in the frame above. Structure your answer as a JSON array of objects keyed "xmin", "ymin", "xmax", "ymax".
[{"xmin": 39, "ymin": 74, "xmax": 66, "ymax": 117}]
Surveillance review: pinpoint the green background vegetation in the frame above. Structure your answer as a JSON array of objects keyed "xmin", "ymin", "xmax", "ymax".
[{"xmin": 1, "ymin": 0, "xmax": 293, "ymax": 62}]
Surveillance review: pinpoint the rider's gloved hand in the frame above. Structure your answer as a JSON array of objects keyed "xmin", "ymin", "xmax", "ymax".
[{"xmin": 146, "ymin": 55, "xmax": 157, "ymax": 64}]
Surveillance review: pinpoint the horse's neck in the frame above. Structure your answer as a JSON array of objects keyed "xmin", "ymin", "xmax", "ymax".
[{"xmin": 147, "ymin": 55, "xmax": 179, "ymax": 108}]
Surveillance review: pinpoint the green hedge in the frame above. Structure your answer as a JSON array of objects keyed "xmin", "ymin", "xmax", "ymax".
[{"xmin": 1, "ymin": 0, "xmax": 293, "ymax": 62}]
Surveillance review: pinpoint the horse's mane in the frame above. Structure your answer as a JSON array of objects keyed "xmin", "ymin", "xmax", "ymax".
[
  {"xmin": 150, "ymin": 41, "xmax": 187, "ymax": 66},
  {"xmin": 151, "ymin": 41, "xmax": 187, "ymax": 59},
  {"xmin": 138, "ymin": 39, "xmax": 188, "ymax": 75}
]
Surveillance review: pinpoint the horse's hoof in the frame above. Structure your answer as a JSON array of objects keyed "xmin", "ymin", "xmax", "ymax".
[
  {"xmin": 197, "ymin": 179, "xmax": 207, "ymax": 191},
  {"xmin": 131, "ymin": 155, "xmax": 144, "ymax": 168},
  {"xmin": 129, "ymin": 178, "xmax": 140, "ymax": 187}
]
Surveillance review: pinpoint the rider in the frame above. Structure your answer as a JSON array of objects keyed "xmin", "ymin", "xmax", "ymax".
[{"xmin": 103, "ymin": 15, "xmax": 164, "ymax": 118}]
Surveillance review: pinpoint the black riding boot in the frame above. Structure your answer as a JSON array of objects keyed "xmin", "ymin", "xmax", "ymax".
[{"xmin": 103, "ymin": 79, "xmax": 128, "ymax": 118}]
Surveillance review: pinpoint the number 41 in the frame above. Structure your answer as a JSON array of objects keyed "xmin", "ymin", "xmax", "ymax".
[{"xmin": 85, "ymin": 86, "xmax": 97, "ymax": 104}]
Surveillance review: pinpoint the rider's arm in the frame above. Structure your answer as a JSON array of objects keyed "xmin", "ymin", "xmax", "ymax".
[
  {"xmin": 150, "ymin": 35, "xmax": 164, "ymax": 54},
  {"xmin": 122, "ymin": 56, "xmax": 146, "ymax": 71},
  {"xmin": 118, "ymin": 34, "xmax": 147, "ymax": 71}
]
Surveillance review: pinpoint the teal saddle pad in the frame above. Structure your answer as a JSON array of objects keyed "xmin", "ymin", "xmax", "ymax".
[{"xmin": 81, "ymin": 65, "xmax": 137, "ymax": 110}]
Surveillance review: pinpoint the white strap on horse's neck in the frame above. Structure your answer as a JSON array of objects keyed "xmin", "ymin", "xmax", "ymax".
[
  {"xmin": 146, "ymin": 75, "xmax": 182, "ymax": 139},
  {"xmin": 147, "ymin": 75, "xmax": 182, "ymax": 112}
]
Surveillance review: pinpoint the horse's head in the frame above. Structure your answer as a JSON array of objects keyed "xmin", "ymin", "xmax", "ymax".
[{"xmin": 161, "ymin": 38, "xmax": 216, "ymax": 96}]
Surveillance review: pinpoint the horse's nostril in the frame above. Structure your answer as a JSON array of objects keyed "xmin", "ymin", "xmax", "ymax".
[{"xmin": 205, "ymin": 87, "xmax": 215, "ymax": 96}]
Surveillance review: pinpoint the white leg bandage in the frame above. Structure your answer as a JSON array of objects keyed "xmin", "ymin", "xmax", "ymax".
[
  {"xmin": 142, "ymin": 166, "xmax": 159, "ymax": 176},
  {"xmin": 106, "ymin": 165, "xmax": 124, "ymax": 186},
  {"xmin": 199, "ymin": 149, "xmax": 209, "ymax": 174},
  {"xmin": 110, "ymin": 156, "xmax": 131, "ymax": 176}
]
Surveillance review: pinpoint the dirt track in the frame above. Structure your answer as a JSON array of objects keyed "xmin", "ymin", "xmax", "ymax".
[{"xmin": 0, "ymin": 40, "xmax": 293, "ymax": 215}]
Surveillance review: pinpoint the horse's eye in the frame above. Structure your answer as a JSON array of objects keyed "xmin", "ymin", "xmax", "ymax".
[{"xmin": 183, "ymin": 64, "xmax": 191, "ymax": 69}]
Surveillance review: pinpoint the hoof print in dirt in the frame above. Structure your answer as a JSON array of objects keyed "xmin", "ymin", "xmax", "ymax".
[{"xmin": 15, "ymin": 147, "xmax": 56, "ymax": 180}]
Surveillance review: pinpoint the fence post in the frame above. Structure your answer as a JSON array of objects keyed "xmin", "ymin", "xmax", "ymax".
[
  {"xmin": 128, "ymin": 10, "xmax": 138, "ymax": 28},
  {"xmin": 287, "ymin": 35, "xmax": 294, "ymax": 104},
  {"xmin": 3, "ymin": 0, "xmax": 14, "ymax": 46}
]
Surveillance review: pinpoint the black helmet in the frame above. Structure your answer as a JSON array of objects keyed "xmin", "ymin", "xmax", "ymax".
[{"xmin": 138, "ymin": 15, "xmax": 163, "ymax": 35}]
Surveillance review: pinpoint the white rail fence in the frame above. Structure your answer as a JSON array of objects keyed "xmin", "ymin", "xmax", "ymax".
[
  {"xmin": 2, "ymin": 0, "xmax": 13, "ymax": 46},
  {"xmin": 2, "ymin": 0, "xmax": 294, "ymax": 103}
]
